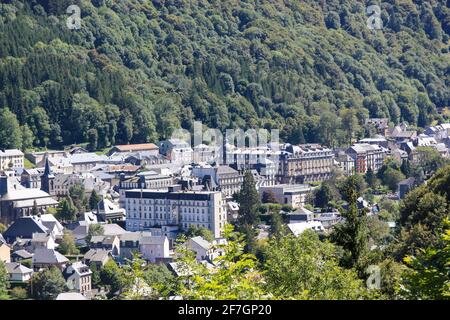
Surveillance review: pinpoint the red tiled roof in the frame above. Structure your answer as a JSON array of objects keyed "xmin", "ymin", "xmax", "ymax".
[
  {"xmin": 109, "ymin": 165, "xmax": 140, "ymax": 172},
  {"xmin": 114, "ymin": 143, "xmax": 159, "ymax": 152}
]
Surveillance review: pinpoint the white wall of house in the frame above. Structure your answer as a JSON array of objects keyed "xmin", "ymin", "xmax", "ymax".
[{"xmin": 139, "ymin": 237, "xmax": 170, "ymax": 263}]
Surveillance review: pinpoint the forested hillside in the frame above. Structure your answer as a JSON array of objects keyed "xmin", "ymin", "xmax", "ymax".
[{"xmin": 0, "ymin": 0, "xmax": 449, "ymax": 150}]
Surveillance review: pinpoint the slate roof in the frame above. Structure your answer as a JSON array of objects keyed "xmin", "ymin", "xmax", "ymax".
[
  {"xmin": 102, "ymin": 224, "xmax": 127, "ymax": 236},
  {"xmin": 349, "ymin": 143, "xmax": 383, "ymax": 153},
  {"xmin": 216, "ymin": 165, "xmax": 239, "ymax": 175},
  {"xmin": 3, "ymin": 216, "xmax": 48, "ymax": 242},
  {"xmin": 12, "ymin": 249, "xmax": 33, "ymax": 259},
  {"xmin": 140, "ymin": 236, "xmax": 167, "ymax": 245},
  {"xmin": 189, "ymin": 236, "xmax": 212, "ymax": 251},
  {"xmin": 32, "ymin": 248, "xmax": 69, "ymax": 264},
  {"xmin": 5, "ymin": 262, "xmax": 33, "ymax": 275},
  {"xmin": 84, "ymin": 249, "xmax": 111, "ymax": 262},
  {"xmin": 90, "ymin": 235, "xmax": 117, "ymax": 246},
  {"xmin": 40, "ymin": 214, "xmax": 64, "ymax": 232},
  {"xmin": 0, "ymin": 149, "xmax": 24, "ymax": 157}
]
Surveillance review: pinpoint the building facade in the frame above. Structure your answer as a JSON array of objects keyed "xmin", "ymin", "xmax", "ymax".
[
  {"xmin": 346, "ymin": 143, "xmax": 387, "ymax": 174},
  {"xmin": 191, "ymin": 165, "xmax": 243, "ymax": 199},
  {"xmin": 278, "ymin": 144, "xmax": 334, "ymax": 183},
  {"xmin": 125, "ymin": 186, "xmax": 226, "ymax": 238},
  {"xmin": 159, "ymin": 139, "xmax": 193, "ymax": 165},
  {"xmin": 64, "ymin": 262, "xmax": 92, "ymax": 295},
  {"xmin": 0, "ymin": 175, "xmax": 58, "ymax": 225},
  {"xmin": 118, "ymin": 172, "xmax": 174, "ymax": 206},
  {"xmin": 0, "ymin": 149, "xmax": 24, "ymax": 170},
  {"xmin": 258, "ymin": 184, "xmax": 314, "ymax": 209}
]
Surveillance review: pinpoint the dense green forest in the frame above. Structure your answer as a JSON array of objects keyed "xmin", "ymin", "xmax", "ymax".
[{"xmin": 0, "ymin": 0, "xmax": 449, "ymax": 150}]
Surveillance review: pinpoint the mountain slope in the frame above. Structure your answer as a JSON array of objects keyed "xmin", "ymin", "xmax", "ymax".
[{"xmin": 0, "ymin": 0, "xmax": 449, "ymax": 150}]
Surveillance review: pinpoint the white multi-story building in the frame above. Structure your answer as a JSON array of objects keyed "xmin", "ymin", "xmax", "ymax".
[
  {"xmin": 0, "ymin": 149, "xmax": 24, "ymax": 170},
  {"xmin": 125, "ymin": 186, "xmax": 226, "ymax": 238},
  {"xmin": 118, "ymin": 171, "xmax": 174, "ymax": 207},
  {"xmin": 258, "ymin": 184, "xmax": 314, "ymax": 209},
  {"xmin": 346, "ymin": 143, "xmax": 388, "ymax": 174},
  {"xmin": 193, "ymin": 144, "xmax": 221, "ymax": 164},
  {"xmin": 191, "ymin": 164, "xmax": 243, "ymax": 198},
  {"xmin": 52, "ymin": 172, "xmax": 111, "ymax": 198},
  {"xmin": 64, "ymin": 262, "xmax": 92, "ymax": 296}
]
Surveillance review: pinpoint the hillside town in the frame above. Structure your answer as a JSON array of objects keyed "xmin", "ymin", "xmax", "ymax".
[{"xmin": 0, "ymin": 119, "xmax": 449, "ymax": 300}]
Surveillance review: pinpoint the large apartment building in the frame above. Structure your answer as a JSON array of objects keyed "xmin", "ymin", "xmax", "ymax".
[
  {"xmin": 191, "ymin": 164, "xmax": 243, "ymax": 198},
  {"xmin": 159, "ymin": 139, "xmax": 193, "ymax": 165},
  {"xmin": 124, "ymin": 185, "xmax": 226, "ymax": 238},
  {"xmin": 118, "ymin": 172, "xmax": 174, "ymax": 206},
  {"xmin": 346, "ymin": 143, "xmax": 387, "ymax": 174},
  {"xmin": 278, "ymin": 144, "xmax": 334, "ymax": 184}
]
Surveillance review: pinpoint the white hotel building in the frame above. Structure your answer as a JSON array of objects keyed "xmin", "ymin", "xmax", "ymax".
[{"xmin": 124, "ymin": 186, "xmax": 226, "ymax": 238}]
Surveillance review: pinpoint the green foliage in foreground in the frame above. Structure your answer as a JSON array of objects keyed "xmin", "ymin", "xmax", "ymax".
[
  {"xmin": 402, "ymin": 219, "xmax": 450, "ymax": 299},
  {"xmin": 263, "ymin": 231, "xmax": 370, "ymax": 300},
  {"xmin": 0, "ymin": 261, "xmax": 9, "ymax": 300},
  {"xmin": 31, "ymin": 267, "xmax": 68, "ymax": 300}
]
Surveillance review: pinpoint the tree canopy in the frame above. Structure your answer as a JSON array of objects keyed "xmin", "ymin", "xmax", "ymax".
[{"xmin": 0, "ymin": 0, "xmax": 448, "ymax": 150}]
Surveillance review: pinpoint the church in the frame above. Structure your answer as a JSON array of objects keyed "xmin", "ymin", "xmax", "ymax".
[{"xmin": 0, "ymin": 158, "xmax": 58, "ymax": 225}]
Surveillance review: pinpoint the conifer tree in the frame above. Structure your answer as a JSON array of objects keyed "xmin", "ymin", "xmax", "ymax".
[
  {"xmin": 236, "ymin": 171, "xmax": 261, "ymax": 252},
  {"xmin": 331, "ymin": 176, "xmax": 369, "ymax": 274},
  {"xmin": 89, "ymin": 190, "xmax": 101, "ymax": 211}
]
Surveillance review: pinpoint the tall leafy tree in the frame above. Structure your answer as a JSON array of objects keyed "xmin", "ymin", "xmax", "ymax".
[
  {"xmin": 340, "ymin": 108, "xmax": 359, "ymax": 145},
  {"xmin": 263, "ymin": 231, "xmax": 369, "ymax": 299},
  {"xmin": 365, "ymin": 167, "xmax": 378, "ymax": 188},
  {"xmin": 58, "ymin": 230, "xmax": 79, "ymax": 255},
  {"xmin": 0, "ymin": 107, "xmax": 22, "ymax": 149},
  {"xmin": 401, "ymin": 219, "xmax": 450, "ymax": 300},
  {"xmin": 56, "ymin": 197, "xmax": 77, "ymax": 223},
  {"xmin": 315, "ymin": 183, "xmax": 334, "ymax": 208},
  {"xmin": 31, "ymin": 267, "xmax": 68, "ymax": 300},
  {"xmin": 173, "ymin": 225, "xmax": 265, "ymax": 299},
  {"xmin": 21, "ymin": 124, "xmax": 34, "ymax": 151},
  {"xmin": 86, "ymin": 223, "xmax": 105, "ymax": 243},
  {"xmin": 100, "ymin": 260, "xmax": 127, "ymax": 297},
  {"xmin": 69, "ymin": 183, "xmax": 88, "ymax": 213},
  {"xmin": 396, "ymin": 164, "xmax": 450, "ymax": 258}
]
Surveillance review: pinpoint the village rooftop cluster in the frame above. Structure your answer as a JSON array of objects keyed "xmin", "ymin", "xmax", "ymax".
[{"xmin": 0, "ymin": 119, "xmax": 449, "ymax": 299}]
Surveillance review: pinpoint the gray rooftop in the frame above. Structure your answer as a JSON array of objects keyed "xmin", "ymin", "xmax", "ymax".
[
  {"xmin": 32, "ymin": 248, "xmax": 69, "ymax": 264},
  {"xmin": 5, "ymin": 262, "xmax": 33, "ymax": 275},
  {"xmin": 84, "ymin": 249, "xmax": 111, "ymax": 262},
  {"xmin": 3, "ymin": 216, "xmax": 48, "ymax": 242},
  {"xmin": 189, "ymin": 236, "xmax": 212, "ymax": 250}
]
